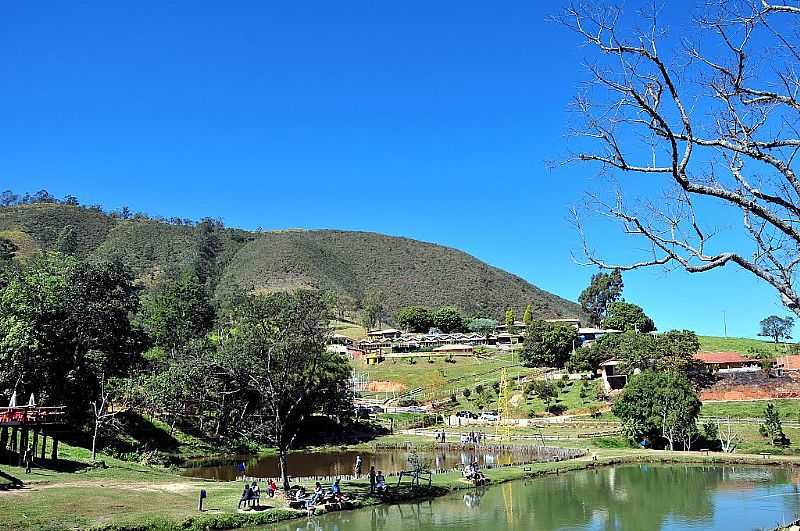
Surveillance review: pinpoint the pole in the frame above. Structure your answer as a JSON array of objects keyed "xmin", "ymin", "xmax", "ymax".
[{"xmin": 723, "ymin": 310, "xmax": 727, "ymax": 337}]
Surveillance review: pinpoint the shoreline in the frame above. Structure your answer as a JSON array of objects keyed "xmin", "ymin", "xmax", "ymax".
[{"xmin": 91, "ymin": 449, "xmax": 800, "ymax": 531}]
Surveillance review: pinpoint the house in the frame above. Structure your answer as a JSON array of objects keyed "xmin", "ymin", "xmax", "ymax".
[
  {"xmin": 775, "ymin": 355, "xmax": 800, "ymax": 373},
  {"xmin": 598, "ymin": 360, "xmax": 628, "ymax": 393},
  {"xmin": 366, "ymin": 328, "xmax": 402, "ymax": 340},
  {"xmin": 693, "ymin": 351, "xmax": 759, "ymax": 373},
  {"xmin": 546, "ymin": 318, "xmax": 582, "ymax": 328},
  {"xmin": 432, "ymin": 343, "xmax": 474, "ymax": 354},
  {"xmin": 577, "ymin": 327, "xmax": 621, "ymax": 347}
]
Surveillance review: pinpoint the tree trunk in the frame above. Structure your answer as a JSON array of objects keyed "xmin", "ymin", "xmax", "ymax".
[
  {"xmin": 10, "ymin": 427, "xmax": 18, "ymax": 453},
  {"xmin": 91, "ymin": 419, "xmax": 100, "ymax": 461},
  {"xmin": 32, "ymin": 430, "xmax": 38, "ymax": 458},
  {"xmin": 279, "ymin": 448, "xmax": 290, "ymax": 492},
  {"xmin": 51, "ymin": 437, "xmax": 58, "ymax": 461},
  {"xmin": 40, "ymin": 432, "xmax": 47, "ymax": 460},
  {"xmin": 0, "ymin": 426, "xmax": 8, "ymax": 450}
]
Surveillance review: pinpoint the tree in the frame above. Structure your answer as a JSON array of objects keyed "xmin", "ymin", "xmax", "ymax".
[
  {"xmin": 62, "ymin": 195, "xmax": 79, "ymax": 206},
  {"xmin": 567, "ymin": 343, "xmax": 614, "ymax": 373},
  {"xmin": 467, "ymin": 318, "xmax": 498, "ymax": 336},
  {"xmin": 361, "ymin": 290, "xmax": 385, "ymax": 331},
  {"xmin": 225, "ymin": 290, "xmax": 352, "ymax": 490},
  {"xmin": 431, "ymin": 306, "xmax": 464, "ymax": 333},
  {"xmin": 613, "ymin": 330, "xmax": 700, "ymax": 375},
  {"xmin": 603, "ymin": 301, "xmax": 656, "ymax": 333},
  {"xmin": 194, "ymin": 218, "xmax": 222, "ymax": 287},
  {"xmin": 520, "ymin": 320, "xmax": 578, "ymax": 368},
  {"xmin": 396, "ymin": 306, "xmax": 433, "ymax": 333},
  {"xmin": 758, "ymin": 315, "xmax": 794, "ymax": 344},
  {"xmin": 612, "ymin": 371, "xmax": 700, "ymax": 450},
  {"xmin": 0, "ymin": 238, "xmax": 17, "ymax": 262},
  {"xmin": 523, "ymin": 304, "xmax": 533, "ymax": 327},
  {"xmin": 139, "ymin": 269, "xmax": 215, "ymax": 355},
  {"xmin": 505, "ymin": 308, "xmax": 516, "ymax": 333},
  {"xmin": 562, "ymin": 3, "xmax": 800, "ymax": 317},
  {"xmin": 526, "ymin": 380, "xmax": 557, "ymax": 411},
  {"xmin": 0, "ymin": 253, "xmax": 144, "ymax": 425},
  {"xmin": 578, "ymin": 270, "xmax": 623, "ymax": 326},
  {"xmin": 0, "ymin": 190, "xmax": 18, "ymax": 206},
  {"xmin": 760, "ymin": 402, "xmax": 791, "ymax": 447},
  {"xmin": 90, "ymin": 376, "xmax": 133, "ymax": 461}
]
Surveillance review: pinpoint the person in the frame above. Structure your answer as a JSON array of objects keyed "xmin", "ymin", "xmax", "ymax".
[
  {"xmin": 375, "ymin": 470, "xmax": 387, "ymax": 494},
  {"xmin": 237, "ymin": 461, "xmax": 246, "ymax": 480},
  {"xmin": 369, "ymin": 466, "xmax": 377, "ymax": 493},
  {"xmin": 354, "ymin": 455, "xmax": 363, "ymax": 478},
  {"xmin": 238, "ymin": 483, "xmax": 253, "ymax": 509},
  {"xmin": 294, "ymin": 486, "xmax": 306, "ymax": 502},
  {"xmin": 23, "ymin": 445, "xmax": 33, "ymax": 474},
  {"xmin": 441, "ymin": 430, "xmax": 446, "ymax": 444},
  {"xmin": 267, "ymin": 479, "xmax": 278, "ymax": 497},
  {"xmin": 329, "ymin": 478, "xmax": 343, "ymax": 501},
  {"xmin": 250, "ymin": 481, "xmax": 260, "ymax": 507},
  {"xmin": 306, "ymin": 482, "xmax": 323, "ymax": 512}
]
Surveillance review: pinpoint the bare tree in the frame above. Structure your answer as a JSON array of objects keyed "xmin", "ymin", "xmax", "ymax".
[
  {"xmin": 717, "ymin": 418, "xmax": 739, "ymax": 453},
  {"xmin": 90, "ymin": 376, "xmax": 132, "ymax": 462},
  {"xmin": 560, "ymin": 1, "xmax": 800, "ymax": 315}
]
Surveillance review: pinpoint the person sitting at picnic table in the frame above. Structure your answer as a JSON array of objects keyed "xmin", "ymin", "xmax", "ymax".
[
  {"xmin": 375, "ymin": 471, "xmax": 388, "ymax": 493},
  {"xmin": 305, "ymin": 481, "xmax": 324, "ymax": 512}
]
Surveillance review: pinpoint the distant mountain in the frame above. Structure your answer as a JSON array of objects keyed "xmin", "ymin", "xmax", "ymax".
[{"xmin": 0, "ymin": 203, "xmax": 583, "ymax": 321}]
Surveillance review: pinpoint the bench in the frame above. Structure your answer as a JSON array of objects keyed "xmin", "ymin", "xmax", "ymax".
[{"xmin": 397, "ymin": 470, "xmax": 432, "ymax": 488}]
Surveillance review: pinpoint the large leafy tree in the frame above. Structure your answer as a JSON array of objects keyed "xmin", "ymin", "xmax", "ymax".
[
  {"xmin": 758, "ymin": 315, "xmax": 794, "ymax": 344},
  {"xmin": 0, "ymin": 253, "xmax": 144, "ymax": 425},
  {"xmin": 396, "ymin": 306, "xmax": 433, "ymax": 333},
  {"xmin": 467, "ymin": 318, "xmax": 498, "ymax": 336},
  {"xmin": 140, "ymin": 269, "xmax": 215, "ymax": 355},
  {"xmin": 360, "ymin": 289, "xmax": 385, "ymax": 331},
  {"xmin": 226, "ymin": 290, "xmax": 353, "ymax": 490},
  {"xmin": 578, "ymin": 270, "xmax": 623, "ymax": 326},
  {"xmin": 603, "ymin": 301, "xmax": 656, "ymax": 333},
  {"xmin": 613, "ymin": 370, "xmax": 700, "ymax": 450},
  {"xmin": 613, "ymin": 330, "xmax": 700, "ymax": 375},
  {"xmin": 431, "ymin": 306, "xmax": 464, "ymax": 333},
  {"xmin": 521, "ymin": 320, "xmax": 578, "ymax": 368}
]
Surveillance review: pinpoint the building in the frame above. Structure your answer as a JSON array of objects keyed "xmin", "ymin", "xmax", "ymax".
[
  {"xmin": 775, "ymin": 355, "xmax": 800, "ymax": 373},
  {"xmin": 366, "ymin": 328, "xmax": 402, "ymax": 340},
  {"xmin": 598, "ymin": 360, "xmax": 628, "ymax": 393},
  {"xmin": 693, "ymin": 351, "xmax": 759, "ymax": 373},
  {"xmin": 432, "ymin": 343, "xmax": 474, "ymax": 354},
  {"xmin": 577, "ymin": 327, "xmax": 621, "ymax": 346}
]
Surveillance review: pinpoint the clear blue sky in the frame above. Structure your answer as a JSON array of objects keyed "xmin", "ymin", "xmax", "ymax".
[{"xmin": 0, "ymin": 1, "xmax": 788, "ymax": 338}]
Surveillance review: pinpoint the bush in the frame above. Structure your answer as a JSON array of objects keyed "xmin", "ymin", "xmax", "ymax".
[
  {"xmin": 463, "ymin": 388, "xmax": 472, "ymax": 398},
  {"xmin": 548, "ymin": 403, "xmax": 568, "ymax": 415},
  {"xmin": 475, "ymin": 384, "xmax": 485, "ymax": 395}
]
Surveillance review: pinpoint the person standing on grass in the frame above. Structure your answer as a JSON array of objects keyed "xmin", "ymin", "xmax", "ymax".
[
  {"xmin": 23, "ymin": 445, "xmax": 33, "ymax": 474},
  {"xmin": 369, "ymin": 466, "xmax": 377, "ymax": 493},
  {"xmin": 355, "ymin": 455, "xmax": 363, "ymax": 478}
]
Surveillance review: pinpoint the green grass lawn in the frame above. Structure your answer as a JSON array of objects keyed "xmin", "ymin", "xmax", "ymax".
[
  {"xmin": 698, "ymin": 335, "xmax": 794, "ymax": 356},
  {"xmin": 701, "ymin": 399, "xmax": 800, "ymax": 421}
]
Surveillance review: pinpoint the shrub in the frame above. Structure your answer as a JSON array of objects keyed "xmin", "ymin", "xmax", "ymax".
[{"xmin": 463, "ymin": 388, "xmax": 472, "ymax": 398}]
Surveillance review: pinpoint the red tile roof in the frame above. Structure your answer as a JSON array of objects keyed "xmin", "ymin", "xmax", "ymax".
[
  {"xmin": 776, "ymin": 355, "xmax": 800, "ymax": 370},
  {"xmin": 693, "ymin": 351, "xmax": 748, "ymax": 364}
]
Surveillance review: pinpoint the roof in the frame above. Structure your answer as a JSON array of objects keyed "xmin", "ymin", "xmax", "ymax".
[
  {"xmin": 693, "ymin": 351, "xmax": 749, "ymax": 364},
  {"xmin": 599, "ymin": 359, "xmax": 621, "ymax": 367},
  {"xmin": 776, "ymin": 355, "xmax": 800, "ymax": 370},
  {"xmin": 433, "ymin": 344, "xmax": 473, "ymax": 351},
  {"xmin": 578, "ymin": 327, "xmax": 621, "ymax": 334},
  {"xmin": 367, "ymin": 328, "xmax": 401, "ymax": 336}
]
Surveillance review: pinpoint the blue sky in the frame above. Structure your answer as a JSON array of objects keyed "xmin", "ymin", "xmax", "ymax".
[{"xmin": 0, "ymin": 1, "xmax": 789, "ymax": 338}]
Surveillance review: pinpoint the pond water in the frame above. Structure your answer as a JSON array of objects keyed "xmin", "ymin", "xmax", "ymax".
[
  {"xmin": 265, "ymin": 464, "xmax": 800, "ymax": 531},
  {"xmin": 183, "ymin": 446, "xmax": 556, "ymax": 482}
]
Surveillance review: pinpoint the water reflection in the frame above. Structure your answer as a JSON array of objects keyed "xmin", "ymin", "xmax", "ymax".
[
  {"xmin": 184, "ymin": 447, "xmax": 540, "ymax": 481},
  {"xmin": 266, "ymin": 465, "xmax": 800, "ymax": 531}
]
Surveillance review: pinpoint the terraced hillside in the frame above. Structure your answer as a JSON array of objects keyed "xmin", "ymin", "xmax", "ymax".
[{"xmin": 0, "ymin": 203, "xmax": 583, "ymax": 320}]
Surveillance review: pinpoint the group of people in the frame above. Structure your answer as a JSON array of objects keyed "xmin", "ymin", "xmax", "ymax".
[
  {"xmin": 368, "ymin": 466, "xmax": 388, "ymax": 494},
  {"xmin": 237, "ymin": 479, "xmax": 278, "ymax": 509},
  {"xmin": 434, "ymin": 430, "xmax": 447, "ymax": 443},
  {"xmin": 294, "ymin": 479, "xmax": 354, "ymax": 513},
  {"xmin": 460, "ymin": 431, "xmax": 484, "ymax": 445},
  {"xmin": 463, "ymin": 461, "xmax": 486, "ymax": 484}
]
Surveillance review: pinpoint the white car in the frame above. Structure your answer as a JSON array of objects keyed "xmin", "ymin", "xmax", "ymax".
[
  {"xmin": 479, "ymin": 411, "xmax": 499, "ymax": 421},
  {"xmin": 406, "ymin": 406, "xmax": 427, "ymax": 413}
]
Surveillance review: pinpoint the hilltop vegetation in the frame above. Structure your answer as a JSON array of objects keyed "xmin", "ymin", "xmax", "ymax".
[{"xmin": 0, "ymin": 200, "xmax": 582, "ymax": 320}]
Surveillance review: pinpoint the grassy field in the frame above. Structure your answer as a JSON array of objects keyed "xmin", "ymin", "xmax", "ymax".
[
  {"xmin": 698, "ymin": 335, "xmax": 794, "ymax": 356},
  {"xmin": 701, "ymin": 399, "xmax": 800, "ymax": 421}
]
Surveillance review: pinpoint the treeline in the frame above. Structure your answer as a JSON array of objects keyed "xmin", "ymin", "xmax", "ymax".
[
  {"xmin": 0, "ymin": 245, "xmax": 352, "ymax": 488},
  {"xmin": 0, "ymin": 189, "xmax": 221, "ymax": 228}
]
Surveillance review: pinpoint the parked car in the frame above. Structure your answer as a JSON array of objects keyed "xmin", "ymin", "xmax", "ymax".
[
  {"xmin": 406, "ymin": 406, "xmax": 427, "ymax": 413},
  {"xmin": 480, "ymin": 411, "xmax": 499, "ymax": 421},
  {"xmin": 367, "ymin": 405, "xmax": 385, "ymax": 414},
  {"xmin": 456, "ymin": 411, "xmax": 479, "ymax": 419}
]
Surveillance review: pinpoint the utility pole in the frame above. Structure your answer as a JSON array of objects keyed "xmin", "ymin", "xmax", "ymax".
[{"xmin": 723, "ymin": 310, "xmax": 727, "ymax": 337}]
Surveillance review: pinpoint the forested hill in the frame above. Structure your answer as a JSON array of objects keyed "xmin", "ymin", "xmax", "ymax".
[{"xmin": 0, "ymin": 203, "xmax": 582, "ymax": 320}]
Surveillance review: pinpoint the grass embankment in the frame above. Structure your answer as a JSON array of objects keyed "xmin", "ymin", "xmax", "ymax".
[
  {"xmin": 4, "ymin": 437, "xmax": 800, "ymax": 531},
  {"xmin": 698, "ymin": 335, "xmax": 795, "ymax": 355},
  {"xmin": 701, "ymin": 399, "xmax": 800, "ymax": 421}
]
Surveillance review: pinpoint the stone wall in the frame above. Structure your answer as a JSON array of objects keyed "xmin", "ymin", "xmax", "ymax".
[{"xmin": 699, "ymin": 372, "xmax": 800, "ymax": 401}]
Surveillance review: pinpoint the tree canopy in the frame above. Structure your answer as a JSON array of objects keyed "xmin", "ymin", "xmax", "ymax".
[
  {"xmin": 603, "ymin": 301, "xmax": 656, "ymax": 333},
  {"xmin": 520, "ymin": 320, "xmax": 578, "ymax": 368},
  {"xmin": 758, "ymin": 315, "xmax": 794, "ymax": 344},
  {"xmin": 431, "ymin": 306, "xmax": 465, "ymax": 333},
  {"xmin": 578, "ymin": 270, "xmax": 623, "ymax": 326},
  {"xmin": 396, "ymin": 306, "xmax": 433, "ymax": 333}
]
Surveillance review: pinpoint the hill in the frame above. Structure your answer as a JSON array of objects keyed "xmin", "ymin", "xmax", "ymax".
[
  {"xmin": 0, "ymin": 203, "xmax": 583, "ymax": 320},
  {"xmin": 698, "ymin": 335, "xmax": 795, "ymax": 357}
]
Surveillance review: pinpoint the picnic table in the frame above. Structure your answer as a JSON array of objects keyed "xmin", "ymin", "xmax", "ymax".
[{"xmin": 397, "ymin": 469, "xmax": 432, "ymax": 488}]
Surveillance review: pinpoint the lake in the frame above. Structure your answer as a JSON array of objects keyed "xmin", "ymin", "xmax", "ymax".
[
  {"xmin": 183, "ymin": 445, "xmax": 577, "ymax": 481},
  {"xmin": 265, "ymin": 464, "xmax": 800, "ymax": 530}
]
